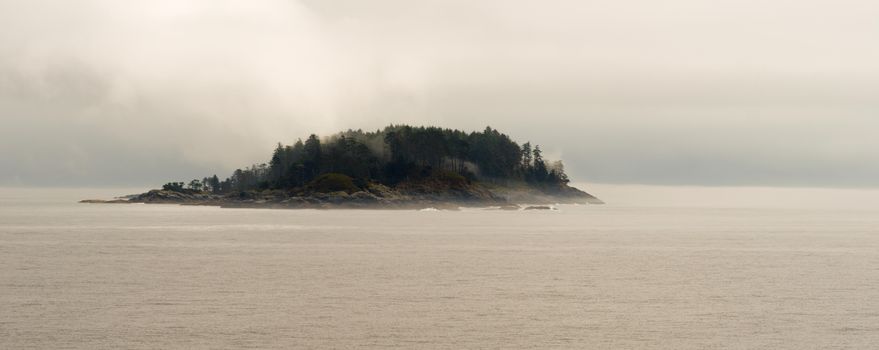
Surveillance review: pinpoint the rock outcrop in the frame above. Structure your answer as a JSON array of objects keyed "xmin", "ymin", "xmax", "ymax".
[{"xmin": 82, "ymin": 180, "xmax": 601, "ymax": 210}]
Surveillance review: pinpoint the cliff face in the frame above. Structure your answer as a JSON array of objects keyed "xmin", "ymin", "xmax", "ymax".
[{"xmin": 85, "ymin": 180, "xmax": 601, "ymax": 209}]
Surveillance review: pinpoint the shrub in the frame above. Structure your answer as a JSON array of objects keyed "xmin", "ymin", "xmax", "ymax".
[
  {"xmin": 309, "ymin": 173, "xmax": 359, "ymax": 193},
  {"xmin": 428, "ymin": 169, "xmax": 468, "ymax": 188}
]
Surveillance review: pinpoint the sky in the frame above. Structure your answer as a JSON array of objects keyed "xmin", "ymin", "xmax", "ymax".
[{"xmin": 1, "ymin": 0, "xmax": 877, "ymax": 187}]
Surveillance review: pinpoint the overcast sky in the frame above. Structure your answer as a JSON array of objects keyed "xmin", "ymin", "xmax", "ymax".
[{"xmin": 1, "ymin": 0, "xmax": 877, "ymax": 187}]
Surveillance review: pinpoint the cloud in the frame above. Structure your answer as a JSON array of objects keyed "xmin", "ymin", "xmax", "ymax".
[
  {"xmin": 1, "ymin": 0, "xmax": 878, "ymax": 187},
  {"xmin": 0, "ymin": 0, "xmax": 388, "ymax": 185}
]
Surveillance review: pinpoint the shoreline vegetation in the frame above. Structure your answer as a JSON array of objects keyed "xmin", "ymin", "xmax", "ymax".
[{"xmin": 81, "ymin": 125, "xmax": 603, "ymax": 209}]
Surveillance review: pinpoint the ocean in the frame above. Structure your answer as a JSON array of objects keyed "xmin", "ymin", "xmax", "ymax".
[{"xmin": 1, "ymin": 186, "xmax": 878, "ymax": 349}]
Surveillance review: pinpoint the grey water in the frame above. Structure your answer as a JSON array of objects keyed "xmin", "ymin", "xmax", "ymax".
[{"xmin": 2, "ymin": 187, "xmax": 879, "ymax": 349}]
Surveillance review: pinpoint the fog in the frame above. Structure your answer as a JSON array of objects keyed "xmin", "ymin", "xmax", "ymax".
[{"xmin": 1, "ymin": 0, "xmax": 877, "ymax": 187}]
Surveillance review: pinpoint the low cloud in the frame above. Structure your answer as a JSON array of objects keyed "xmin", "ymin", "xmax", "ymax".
[{"xmin": 1, "ymin": 0, "xmax": 878, "ymax": 187}]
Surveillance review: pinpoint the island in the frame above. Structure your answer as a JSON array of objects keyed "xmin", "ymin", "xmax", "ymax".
[{"xmin": 83, "ymin": 125, "xmax": 603, "ymax": 209}]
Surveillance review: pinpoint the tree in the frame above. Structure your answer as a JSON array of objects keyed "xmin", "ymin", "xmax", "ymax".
[
  {"xmin": 303, "ymin": 134, "xmax": 322, "ymax": 181},
  {"xmin": 532, "ymin": 145, "xmax": 548, "ymax": 182},
  {"xmin": 549, "ymin": 160, "xmax": 569, "ymax": 184},
  {"xmin": 162, "ymin": 182, "xmax": 185, "ymax": 192},
  {"xmin": 174, "ymin": 124, "xmax": 575, "ymax": 193},
  {"xmin": 187, "ymin": 179, "xmax": 203, "ymax": 191},
  {"xmin": 208, "ymin": 175, "xmax": 221, "ymax": 194},
  {"xmin": 268, "ymin": 142, "xmax": 286, "ymax": 185},
  {"xmin": 521, "ymin": 142, "xmax": 532, "ymax": 169}
]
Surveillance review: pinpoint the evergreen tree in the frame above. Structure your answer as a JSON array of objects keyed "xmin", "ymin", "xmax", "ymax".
[
  {"xmin": 187, "ymin": 179, "xmax": 203, "ymax": 191},
  {"xmin": 532, "ymin": 145, "xmax": 548, "ymax": 182},
  {"xmin": 303, "ymin": 134, "xmax": 322, "ymax": 181},
  {"xmin": 521, "ymin": 142, "xmax": 532, "ymax": 169},
  {"xmin": 268, "ymin": 142, "xmax": 285, "ymax": 186},
  {"xmin": 209, "ymin": 175, "xmax": 220, "ymax": 193},
  {"xmin": 179, "ymin": 125, "xmax": 575, "ymax": 194}
]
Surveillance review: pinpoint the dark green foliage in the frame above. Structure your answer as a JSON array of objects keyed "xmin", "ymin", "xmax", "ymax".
[
  {"xmin": 426, "ymin": 169, "xmax": 468, "ymax": 188},
  {"xmin": 323, "ymin": 136, "xmax": 380, "ymax": 180},
  {"xmin": 303, "ymin": 135, "xmax": 322, "ymax": 181},
  {"xmin": 309, "ymin": 173, "xmax": 359, "ymax": 193},
  {"xmin": 185, "ymin": 125, "xmax": 574, "ymax": 194},
  {"xmin": 547, "ymin": 160, "xmax": 570, "ymax": 185},
  {"xmin": 208, "ymin": 175, "xmax": 220, "ymax": 194},
  {"xmin": 529, "ymin": 145, "xmax": 549, "ymax": 182},
  {"xmin": 162, "ymin": 182, "xmax": 185, "ymax": 191},
  {"xmin": 521, "ymin": 142, "xmax": 532, "ymax": 169},
  {"xmin": 187, "ymin": 179, "xmax": 203, "ymax": 191}
]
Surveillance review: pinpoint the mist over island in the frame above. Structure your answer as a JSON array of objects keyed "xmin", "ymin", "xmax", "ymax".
[
  {"xmin": 83, "ymin": 125, "xmax": 602, "ymax": 209},
  {"xmin": 4, "ymin": 1, "xmax": 879, "ymax": 349}
]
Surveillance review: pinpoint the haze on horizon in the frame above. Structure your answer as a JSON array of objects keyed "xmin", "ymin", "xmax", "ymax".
[{"xmin": 1, "ymin": 0, "xmax": 877, "ymax": 188}]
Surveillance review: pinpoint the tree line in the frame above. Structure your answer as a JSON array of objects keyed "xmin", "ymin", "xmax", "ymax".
[{"xmin": 166, "ymin": 125, "xmax": 571, "ymax": 193}]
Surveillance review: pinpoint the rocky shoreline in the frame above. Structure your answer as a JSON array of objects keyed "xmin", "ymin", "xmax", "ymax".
[{"xmin": 80, "ymin": 182, "xmax": 603, "ymax": 210}]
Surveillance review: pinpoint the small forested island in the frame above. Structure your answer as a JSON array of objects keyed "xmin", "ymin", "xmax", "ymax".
[{"xmin": 83, "ymin": 125, "xmax": 603, "ymax": 209}]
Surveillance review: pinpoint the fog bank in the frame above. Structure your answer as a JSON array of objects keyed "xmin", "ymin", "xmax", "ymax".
[{"xmin": 1, "ymin": 0, "xmax": 877, "ymax": 187}]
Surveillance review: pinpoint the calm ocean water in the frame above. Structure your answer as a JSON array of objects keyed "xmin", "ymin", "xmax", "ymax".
[{"xmin": 2, "ymin": 186, "xmax": 878, "ymax": 349}]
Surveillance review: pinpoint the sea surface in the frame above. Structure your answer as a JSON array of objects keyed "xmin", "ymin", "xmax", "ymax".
[{"xmin": 1, "ymin": 186, "xmax": 879, "ymax": 349}]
